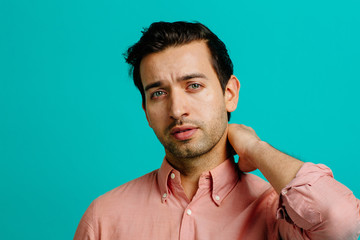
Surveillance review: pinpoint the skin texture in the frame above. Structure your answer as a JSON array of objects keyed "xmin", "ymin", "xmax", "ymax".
[
  {"xmin": 140, "ymin": 41, "xmax": 303, "ymax": 199},
  {"xmin": 227, "ymin": 124, "xmax": 304, "ymax": 193}
]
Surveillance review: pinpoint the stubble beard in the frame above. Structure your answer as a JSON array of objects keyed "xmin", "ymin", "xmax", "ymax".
[{"xmin": 157, "ymin": 113, "xmax": 228, "ymax": 160}]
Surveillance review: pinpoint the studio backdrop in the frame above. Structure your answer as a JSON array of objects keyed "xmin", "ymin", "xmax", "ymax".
[{"xmin": 1, "ymin": 0, "xmax": 359, "ymax": 239}]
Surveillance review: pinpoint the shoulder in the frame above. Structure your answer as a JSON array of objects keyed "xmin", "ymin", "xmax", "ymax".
[
  {"xmin": 236, "ymin": 172, "xmax": 278, "ymax": 205},
  {"xmin": 93, "ymin": 169, "xmax": 160, "ymax": 211},
  {"xmin": 74, "ymin": 169, "xmax": 162, "ymax": 239},
  {"xmin": 240, "ymin": 172, "xmax": 273, "ymax": 193}
]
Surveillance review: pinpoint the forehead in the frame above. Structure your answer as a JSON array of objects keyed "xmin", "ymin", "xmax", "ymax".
[{"xmin": 139, "ymin": 41, "xmax": 216, "ymax": 85}]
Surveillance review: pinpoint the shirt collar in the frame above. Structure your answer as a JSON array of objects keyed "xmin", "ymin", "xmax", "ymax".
[{"xmin": 157, "ymin": 157, "xmax": 240, "ymax": 206}]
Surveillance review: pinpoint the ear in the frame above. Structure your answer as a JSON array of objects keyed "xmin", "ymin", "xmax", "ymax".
[
  {"xmin": 224, "ymin": 75, "xmax": 240, "ymax": 112},
  {"xmin": 142, "ymin": 103, "xmax": 152, "ymax": 128}
]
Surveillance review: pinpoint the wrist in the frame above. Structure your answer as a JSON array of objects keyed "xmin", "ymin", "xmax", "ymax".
[{"xmin": 243, "ymin": 140, "xmax": 267, "ymax": 169}]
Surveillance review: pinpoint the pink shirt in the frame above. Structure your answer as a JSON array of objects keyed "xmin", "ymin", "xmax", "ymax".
[{"xmin": 74, "ymin": 159, "xmax": 360, "ymax": 240}]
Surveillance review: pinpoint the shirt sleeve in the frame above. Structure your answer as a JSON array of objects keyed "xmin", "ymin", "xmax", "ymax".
[
  {"xmin": 73, "ymin": 201, "xmax": 96, "ymax": 240},
  {"xmin": 274, "ymin": 162, "xmax": 360, "ymax": 240}
]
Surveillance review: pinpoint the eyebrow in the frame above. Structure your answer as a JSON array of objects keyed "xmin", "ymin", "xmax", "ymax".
[
  {"xmin": 144, "ymin": 73, "xmax": 207, "ymax": 92},
  {"xmin": 144, "ymin": 81, "xmax": 162, "ymax": 92},
  {"xmin": 179, "ymin": 73, "xmax": 207, "ymax": 81}
]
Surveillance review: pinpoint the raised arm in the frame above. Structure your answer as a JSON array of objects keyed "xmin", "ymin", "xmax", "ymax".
[
  {"xmin": 227, "ymin": 123, "xmax": 303, "ymax": 194},
  {"xmin": 227, "ymin": 123, "xmax": 360, "ymax": 239}
]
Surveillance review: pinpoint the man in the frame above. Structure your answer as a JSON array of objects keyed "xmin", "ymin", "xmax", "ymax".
[{"xmin": 74, "ymin": 21, "xmax": 360, "ymax": 239}]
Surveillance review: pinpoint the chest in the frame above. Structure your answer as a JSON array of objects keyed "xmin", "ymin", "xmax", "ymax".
[{"xmin": 97, "ymin": 193, "xmax": 272, "ymax": 240}]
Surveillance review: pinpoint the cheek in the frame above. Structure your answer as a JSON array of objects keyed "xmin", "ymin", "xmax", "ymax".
[
  {"xmin": 191, "ymin": 90, "xmax": 225, "ymax": 113},
  {"xmin": 147, "ymin": 109, "xmax": 164, "ymax": 128}
]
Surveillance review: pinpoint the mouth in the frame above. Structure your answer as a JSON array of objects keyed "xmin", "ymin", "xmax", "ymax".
[{"xmin": 170, "ymin": 126, "xmax": 198, "ymax": 141}]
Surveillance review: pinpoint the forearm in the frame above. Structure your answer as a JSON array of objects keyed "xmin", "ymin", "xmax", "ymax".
[
  {"xmin": 227, "ymin": 124, "xmax": 304, "ymax": 193},
  {"xmin": 250, "ymin": 141, "xmax": 360, "ymax": 239},
  {"xmin": 228, "ymin": 124, "xmax": 360, "ymax": 238},
  {"xmin": 245, "ymin": 140, "xmax": 304, "ymax": 194}
]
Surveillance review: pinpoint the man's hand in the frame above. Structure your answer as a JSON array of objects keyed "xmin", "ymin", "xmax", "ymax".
[
  {"xmin": 228, "ymin": 123, "xmax": 304, "ymax": 194},
  {"xmin": 228, "ymin": 124, "xmax": 261, "ymax": 172}
]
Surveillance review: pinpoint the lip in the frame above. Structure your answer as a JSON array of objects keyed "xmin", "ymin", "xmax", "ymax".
[{"xmin": 170, "ymin": 126, "xmax": 198, "ymax": 141}]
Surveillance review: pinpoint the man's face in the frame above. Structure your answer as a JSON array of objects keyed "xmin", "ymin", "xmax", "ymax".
[{"xmin": 139, "ymin": 41, "xmax": 232, "ymax": 159}]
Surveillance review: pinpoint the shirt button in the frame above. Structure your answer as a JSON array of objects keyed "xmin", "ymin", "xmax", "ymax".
[
  {"xmin": 215, "ymin": 195, "xmax": 220, "ymax": 201},
  {"xmin": 170, "ymin": 173, "xmax": 175, "ymax": 179},
  {"xmin": 282, "ymin": 189, "xmax": 288, "ymax": 195},
  {"xmin": 162, "ymin": 193, "xmax": 167, "ymax": 198},
  {"xmin": 186, "ymin": 209, "xmax": 192, "ymax": 216}
]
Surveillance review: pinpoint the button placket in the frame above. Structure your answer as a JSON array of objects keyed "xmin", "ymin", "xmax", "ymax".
[
  {"xmin": 186, "ymin": 209, "xmax": 192, "ymax": 216},
  {"xmin": 179, "ymin": 206, "xmax": 195, "ymax": 240}
]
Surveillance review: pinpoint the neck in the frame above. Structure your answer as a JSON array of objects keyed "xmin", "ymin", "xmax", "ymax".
[{"xmin": 165, "ymin": 129, "xmax": 233, "ymax": 200}]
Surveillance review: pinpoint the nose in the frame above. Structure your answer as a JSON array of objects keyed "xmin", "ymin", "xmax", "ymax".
[{"xmin": 169, "ymin": 89, "xmax": 189, "ymax": 120}]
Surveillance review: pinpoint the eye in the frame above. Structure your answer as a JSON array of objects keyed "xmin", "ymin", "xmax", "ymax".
[
  {"xmin": 188, "ymin": 83, "xmax": 201, "ymax": 89},
  {"xmin": 151, "ymin": 90, "xmax": 166, "ymax": 99}
]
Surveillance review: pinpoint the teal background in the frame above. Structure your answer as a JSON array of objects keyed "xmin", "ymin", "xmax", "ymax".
[{"xmin": 1, "ymin": 0, "xmax": 359, "ymax": 239}]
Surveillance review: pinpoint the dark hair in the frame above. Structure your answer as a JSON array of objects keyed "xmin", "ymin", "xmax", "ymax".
[{"xmin": 124, "ymin": 21, "xmax": 234, "ymax": 120}]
